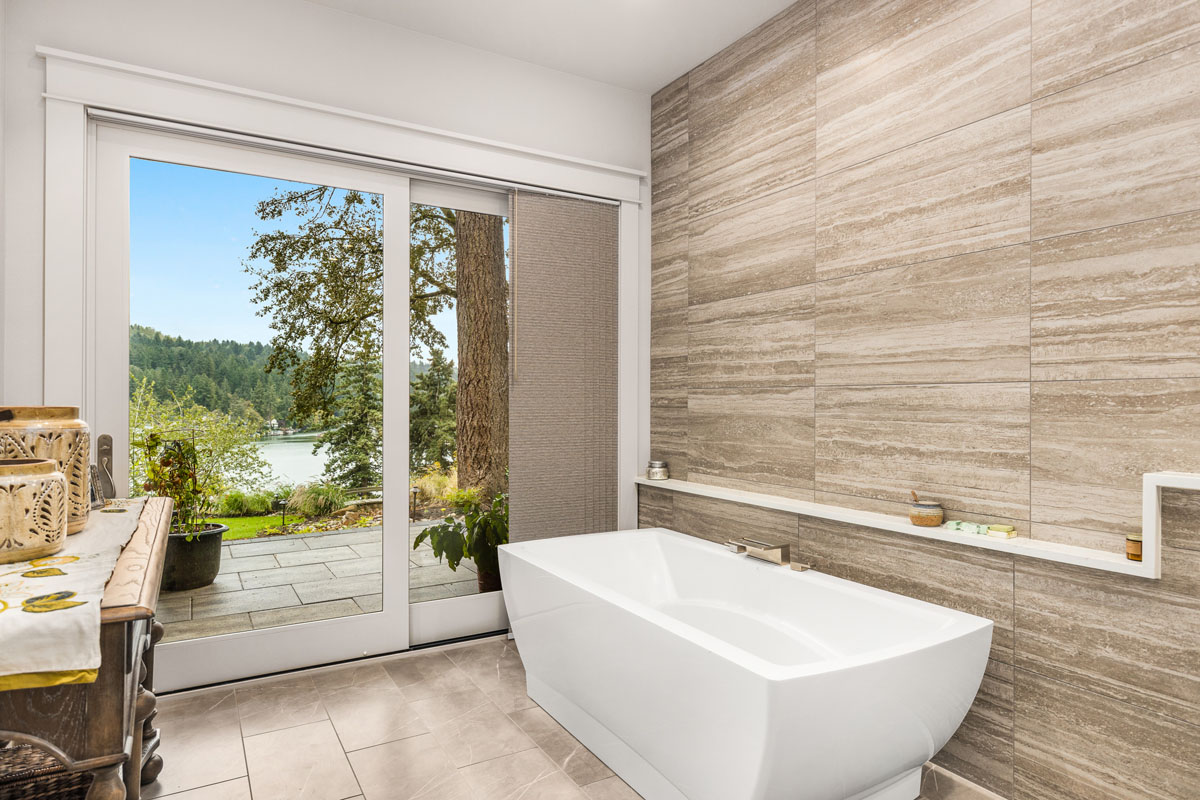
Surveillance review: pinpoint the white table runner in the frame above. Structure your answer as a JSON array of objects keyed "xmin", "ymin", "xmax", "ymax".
[{"xmin": 0, "ymin": 498, "xmax": 145, "ymax": 682}]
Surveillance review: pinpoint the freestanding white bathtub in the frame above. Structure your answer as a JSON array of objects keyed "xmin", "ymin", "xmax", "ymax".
[{"xmin": 499, "ymin": 528, "xmax": 992, "ymax": 800}]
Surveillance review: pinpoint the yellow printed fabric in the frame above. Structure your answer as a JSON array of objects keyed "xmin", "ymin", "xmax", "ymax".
[{"xmin": 0, "ymin": 499, "xmax": 144, "ymax": 691}]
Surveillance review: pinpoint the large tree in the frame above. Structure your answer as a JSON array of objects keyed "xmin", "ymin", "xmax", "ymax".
[{"xmin": 247, "ymin": 191, "xmax": 508, "ymax": 498}]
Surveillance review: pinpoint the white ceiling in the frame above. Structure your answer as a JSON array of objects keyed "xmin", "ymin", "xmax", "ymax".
[{"xmin": 306, "ymin": 0, "xmax": 797, "ymax": 93}]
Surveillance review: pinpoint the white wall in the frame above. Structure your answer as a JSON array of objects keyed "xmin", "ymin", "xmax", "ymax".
[{"xmin": 1, "ymin": 0, "xmax": 650, "ymax": 402}]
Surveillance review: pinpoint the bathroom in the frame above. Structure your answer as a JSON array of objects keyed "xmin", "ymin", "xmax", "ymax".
[{"xmin": 0, "ymin": 1, "xmax": 1197, "ymax": 799}]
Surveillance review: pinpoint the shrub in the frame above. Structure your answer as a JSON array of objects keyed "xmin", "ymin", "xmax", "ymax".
[
  {"xmin": 218, "ymin": 489, "xmax": 274, "ymax": 517},
  {"xmin": 413, "ymin": 464, "xmax": 457, "ymax": 505},
  {"xmin": 287, "ymin": 482, "xmax": 349, "ymax": 518}
]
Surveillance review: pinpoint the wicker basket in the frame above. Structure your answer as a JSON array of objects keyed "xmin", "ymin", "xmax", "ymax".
[{"xmin": 0, "ymin": 743, "xmax": 91, "ymax": 800}]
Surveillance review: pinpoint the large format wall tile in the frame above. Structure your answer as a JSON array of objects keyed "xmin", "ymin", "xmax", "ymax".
[
  {"xmin": 688, "ymin": 2, "xmax": 815, "ymax": 218},
  {"xmin": 1031, "ymin": 379, "xmax": 1200, "ymax": 545},
  {"xmin": 688, "ymin": 386, "xmax": 815, "ymax": 498},
  {"xmin": 687, "ymin": 180, "xmax": 814, "ymax": 306},
  {"xmin": 651, "ymin": 74, "xmax": 689, "ymax": 153},
  {"xmin": 672, "ymin": 493, "xmax": 798, "ymax": 552},
  {"xmin": 816, "ymin": 0, "xmax": 1029, "ymax": 174},
  {"xmin": 1031, "ymin": 44, "xmax": 1200, "ymax": 240},
  {"xmin": 816, "ymin": 245, "xmax": 1030, "ymax": 386},
  {"xmin": 688, "ymin": 285, "xmax": 814, "ymax": 390},
  {"xmin": 1015, "ymin": 554, "xmax": 1200, "ymax": 727},
  {"xmin": 1014, "ymin": 670, "xmax": 1200, "ymax": 800},
  {"xmin": 794, "ymin": 516, "xmax": 1016, "ymax": 662},
  {"xmin": 932, "ymin": 659, "xmax": 1016, "ymax": 798},
  {"xmin": 1032, "ymin": 0, "xmax": 1200, "ymax": 98},
  {"xmin": 1162, "ymin": 488, "xmax": 1200, "ymax": 552},
  {"xmin": 815, "ymin": 383, "xmax": 1031, "ymax": 521},
  {"xmin": 816, "ymin": 107, "xmax": 1030, "ymax": 280},
  {"xmin": 1031, "ymin": 211, "xmax": 1200, "ymax": 380},
  {"xmin": 637, "ymin": 485, "xmax": 675, "ymax": 529},
  {"xmin": 815, "ymin": 0, "xmax": 939, "ymax": 73}
]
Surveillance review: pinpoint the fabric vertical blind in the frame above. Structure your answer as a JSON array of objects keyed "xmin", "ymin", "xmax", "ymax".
[{"xmin": 508, "ymin": 191, "xmax": 619, "ymax": 542}]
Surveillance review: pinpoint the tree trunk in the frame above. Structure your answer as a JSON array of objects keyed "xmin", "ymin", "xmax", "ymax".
[{"xmin": 454, "ymin": 211, "xmax": 509, "ymax": 503}]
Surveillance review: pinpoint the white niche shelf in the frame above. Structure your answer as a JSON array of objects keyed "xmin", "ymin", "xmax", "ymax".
[{"xmin": 634, "ymin": 472, "xmax": 1200, "ymax": 579}]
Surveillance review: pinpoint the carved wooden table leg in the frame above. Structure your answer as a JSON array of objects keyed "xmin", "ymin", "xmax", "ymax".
[
  {"xmin": 88, "ymin": 764, "xmax": 126, "ymax": 800},
  {"xmin": 140, "ymin": 620, "xmax": 165, "ymax": 786}
]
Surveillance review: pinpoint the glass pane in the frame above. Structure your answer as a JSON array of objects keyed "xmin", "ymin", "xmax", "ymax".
[
  {"xmin": 129, "ymin": 158, "xmax": 385, "ymax": 641},
  {"xmin": 409, "ymin": 202, "xmax": 510, "ymax": 603}
]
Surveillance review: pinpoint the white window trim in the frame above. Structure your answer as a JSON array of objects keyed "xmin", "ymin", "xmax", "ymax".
[{"xmin": 40, "ymin": 46, "xmax": 647, "ymax": 533}]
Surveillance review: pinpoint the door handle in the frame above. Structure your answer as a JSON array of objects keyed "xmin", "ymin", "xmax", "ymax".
[{"xmin": 97, "ymin": 433, "xmax": 116, "ymax": 500}]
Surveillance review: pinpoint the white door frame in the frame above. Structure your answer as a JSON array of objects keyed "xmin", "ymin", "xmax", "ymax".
[
  {"xmin": 93, "ymin": 123, "xmax": 412, "ymax": 690},
  {"xmin": 40, "ymin": 46, "xmax": 647, "ymax": 536}
]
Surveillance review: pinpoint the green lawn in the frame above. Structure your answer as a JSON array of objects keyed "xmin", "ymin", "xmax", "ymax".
[{"xmin": 207, "ymin": 515, "xmax": 287, "ymax": 541}]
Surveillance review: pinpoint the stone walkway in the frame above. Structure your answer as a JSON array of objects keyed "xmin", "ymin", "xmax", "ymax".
[{"xmin": 159, "ymin": 522, "xmax": 479, "ymax": 643}]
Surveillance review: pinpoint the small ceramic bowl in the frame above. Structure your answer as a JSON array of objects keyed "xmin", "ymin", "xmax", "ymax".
[{"xmin": 909, "ymin": 502, "xmax": 944, "ymax": 527}]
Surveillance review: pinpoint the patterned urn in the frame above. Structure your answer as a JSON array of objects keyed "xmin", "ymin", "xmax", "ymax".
[
  {"xmin": 0, "ymin": 459, "xmax": 68, "ymax": 564},
  {"xmin": 0, "ymin": 407, "xmax": 91, "ymax": 534}
]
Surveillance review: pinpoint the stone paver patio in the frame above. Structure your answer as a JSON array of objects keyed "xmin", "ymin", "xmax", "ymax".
[{"xmin": 158, "ymin": 521, "xmax": 480, "ymax": 642}]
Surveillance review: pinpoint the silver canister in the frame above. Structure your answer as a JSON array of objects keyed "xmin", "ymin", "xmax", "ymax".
[{"xmin": 647, "ymin": 460, "xmax": 669, "ymax": 480}]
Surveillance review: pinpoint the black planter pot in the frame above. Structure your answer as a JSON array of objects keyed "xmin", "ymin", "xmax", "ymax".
[{"xmin": 161, "ymin": 524, "xmax": 227, "ymax": 591}]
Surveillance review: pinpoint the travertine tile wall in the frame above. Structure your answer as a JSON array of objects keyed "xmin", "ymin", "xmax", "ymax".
[
  {"xmin": 649, "ymin": 0, "xmax": 1200, "ymax": 554},
  {"xmin": 646, "ymin": 1, "xmax": 1200, "ymax": 798}
]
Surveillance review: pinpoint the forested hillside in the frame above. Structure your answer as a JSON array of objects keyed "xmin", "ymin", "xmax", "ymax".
[{"xmin": 129, "ymin": 325, "xmax": 297, "ymax": 424}]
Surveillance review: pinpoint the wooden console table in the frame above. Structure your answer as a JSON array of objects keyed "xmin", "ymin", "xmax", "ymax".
[{"xmin": 0, "ymin": 497, "xmax": 172, "ymax": 800}]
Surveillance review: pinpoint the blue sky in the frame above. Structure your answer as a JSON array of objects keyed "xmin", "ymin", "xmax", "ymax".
[{"xmin": 130, "ymin": 158, "xmax": 457, "ymax": 357}]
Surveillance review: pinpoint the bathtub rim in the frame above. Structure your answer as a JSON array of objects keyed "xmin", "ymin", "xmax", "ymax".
[{"xmin": 500, "ymin": 527, "xmax": 993, "ymax": 683}]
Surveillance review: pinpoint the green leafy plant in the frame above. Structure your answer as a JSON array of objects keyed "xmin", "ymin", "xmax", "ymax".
[
  {"xmin": 414, "ymin": 488, "xmax": 508, "ymax": 590},
  {"xmin": 138, "ymin": 432, "xmax": 217, "ymax": 540},
  {"xmin": 218, "ymin": 489, "xmax": 275, "ymax": 517}
]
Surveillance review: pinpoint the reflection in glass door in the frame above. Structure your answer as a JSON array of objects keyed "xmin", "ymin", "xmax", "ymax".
[{"xmin": 92, "ymin": 124, "xmax": 410, "ymax": 689}]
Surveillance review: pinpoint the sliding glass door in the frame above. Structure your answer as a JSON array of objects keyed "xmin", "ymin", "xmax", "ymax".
[{"xmin": 91, "ymin": 124, "xmax": 410, "ymax": 689}]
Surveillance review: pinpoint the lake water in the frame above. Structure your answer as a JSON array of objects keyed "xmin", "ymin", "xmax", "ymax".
[{"xmin": 257, "ymin": 432, "xmax": 329, "ymax": 485}]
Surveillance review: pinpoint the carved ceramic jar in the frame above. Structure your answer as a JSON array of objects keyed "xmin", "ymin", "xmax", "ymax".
[
  {"xmin": 0, "ymin": 459, "xmax": 69, "ymax": 564},
  {"xmin": 0, "ymin": 407, "xmax": 91, "ymax": 534}
]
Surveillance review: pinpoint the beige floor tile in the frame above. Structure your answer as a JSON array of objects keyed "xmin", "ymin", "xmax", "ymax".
[
  {"xmin": 510, "ymin": 706, "xmax": 614, "ymax": 786},
  {"xmin": 152, "ymin": 777, "xmax": 251, "ymax": 800},
  {"xmin": 409, "ymin": 686, "xmax": 536, "ymax": 767},
  {"xmin": 244, "ymin": 719, "xmax": 360, "ymax": 800},
  {"xmin": 323, "ymin": 683, "xmax": 427, "ymax": 752},
  {"xmin": 461, "ymin": 748, "xmax": 588, "ymax": 799},
  {"xmin": 582, "ymin": 776, "xmax": 644, "ymax": 800},
  {"xmin": 236, "ymin": 673, "xmax": 328, "ymax": 737},
  {"xmin": 143, "ymin": 689, "xmax": 246, "ymax": 798},
  {"xmin": 250, "ymin": 598, "xmax": 363, "ymax": 629},
  {"xmin": 348, "ymin": 733, "xmax": 475, "ymax": 800},
  {"xmin": 310, "ymin": 661, "xmax": 397, "ymax": 695},
  {"xmin": 161, "ymin": 613, "xmax": 253, "ymax": 643},
  {"xmin": 446, "ymin": 637, "xmax": 537, "ymax": 713},
  {"xmin": 383, "ymin": 650, "xmax": 472, "ymax": 701}
]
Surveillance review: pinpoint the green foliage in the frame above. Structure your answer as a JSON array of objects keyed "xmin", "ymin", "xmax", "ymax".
[
  {"xmin": 137, "ymin": 433, "xmax": 216, "ymax": 540},
  {"xmin": 320, "ymin": 355, "xmax": 383, "ymax": 488},
  {"xmin": 130, "ymin": 325, "xmax": 300, "ymax": 425},
  {"xmin": 413, "ymin": 488, "xmax": 508, "ymax": 576},
  {"xmin": 218, "ymin": 489, "xmax": 275, "ymax": 517},
  {"xmin": 287, "ymin": 482, "xmax": 349, "ymax": 518},
  {"xmin": 412, "ymin": 465, "xmax": 457, "ymax": 506},
  {"xmin": 130, "ymin": 378, "xmax": 273, "ymax": 495},
  {"xmin": 409, "ymin": 348, "xmax": 457, "ymax": 472},
  {"xmin": 245, "ymin": 185, "xmax": 458, "ymax": 420},
  {"xmin": 208, "ymin": 515, "xmax": 280, "ymax": 540}
]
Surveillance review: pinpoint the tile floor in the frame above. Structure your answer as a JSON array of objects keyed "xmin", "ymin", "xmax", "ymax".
[
  {"xmin": 158, "ymin": 522, "xmax": 479, "ymax": 643},
  {"xmin": 143, "ymin": 634, "xmax": 976, "ymax": 800},
  {"xmin": 144, "ymin": 635, "xmax": 639, "ymax": 800}
]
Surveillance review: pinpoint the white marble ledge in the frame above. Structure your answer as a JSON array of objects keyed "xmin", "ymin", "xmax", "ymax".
[{"xmin": 634, "ymin": 472, "xmax": 1200, "ymax": 580}]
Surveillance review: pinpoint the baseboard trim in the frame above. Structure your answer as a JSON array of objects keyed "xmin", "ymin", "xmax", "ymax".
[{"xmin": 920, "ymin": 764, "xmax": 1008, "ymax": 800}]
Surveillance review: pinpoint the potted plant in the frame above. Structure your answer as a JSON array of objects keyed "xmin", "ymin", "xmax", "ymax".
[
  {"xmin": 139, "ymin": 432, "xmax": 228, "ymax": 591},
  {"xmin": 413, "ymin": 488, "xmax": 508, "ymax": 592}
]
